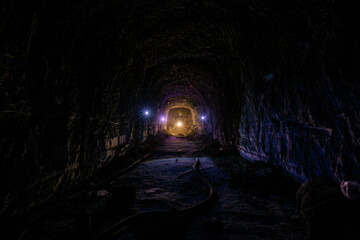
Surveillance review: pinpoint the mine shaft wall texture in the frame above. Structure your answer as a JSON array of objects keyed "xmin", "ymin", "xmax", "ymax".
[
  {"xmin": 237, "ymin": 1, "xmax": 360, "ymax": 183},
  {"xmin": 0, "ymin": 0, "xmax": 158, "ymax": 218},
  {"xmin": 239, "ymin": 76, "xmax": 360, "ymax": 183}
]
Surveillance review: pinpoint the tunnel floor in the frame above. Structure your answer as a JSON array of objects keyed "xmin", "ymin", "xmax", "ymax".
[
  {"xmin": 23, "ymin": 137, "xmax": 306, "ymax": 239},
  {"xmin": 148, "ymin": 136, "xmax": 204, "ymax": 159},
  {"xmin": 115, "ymin": 157, "xmax": 306, "ymax": 239}
]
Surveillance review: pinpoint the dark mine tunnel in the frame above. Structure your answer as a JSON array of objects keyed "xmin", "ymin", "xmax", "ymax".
[{"xmin": 2, "ymin": 1, "xmax": 360, "ymax": 239}]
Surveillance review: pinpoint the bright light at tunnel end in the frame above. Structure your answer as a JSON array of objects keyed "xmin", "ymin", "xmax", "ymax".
[
  {"xmin": 144, "ymin": 111, "xmax": 149, "ymax": 116},
  {"xmin": 177, "ymin": 122, "xmax": 182, "ymax": 127},
  {"xmin": 161, "ymin": 116, "xmax": 166, "ymax": 122},
  {"xmin": 201, "ymin": 116, "xmax": 206, "ymax": 120}
]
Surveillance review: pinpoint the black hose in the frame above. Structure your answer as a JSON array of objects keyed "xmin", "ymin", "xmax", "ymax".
[{"xmin": 92, "ymin": 158, "xmax": 216, "ymax": 240}]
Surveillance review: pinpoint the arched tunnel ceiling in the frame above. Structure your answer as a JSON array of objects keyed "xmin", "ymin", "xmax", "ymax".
[
  {"xmin": 154, "ymin": 64, "xmax": 219, "ymax": 110},
  {"xmin": 3, "ymin": 0, "xmax": 360, "ymax": 140},
  {"xmin": 78, "ymin": 0, "xmax": 250, "ymax": 139},
  {"xmin": 3, "ymin": 0, "xmax": 358, "ymax": 142}
]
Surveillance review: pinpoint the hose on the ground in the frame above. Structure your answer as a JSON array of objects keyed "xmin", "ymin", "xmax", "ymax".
[{"xmin": 92, "ymin": 157, "xmax": 216, "ymax": 239}]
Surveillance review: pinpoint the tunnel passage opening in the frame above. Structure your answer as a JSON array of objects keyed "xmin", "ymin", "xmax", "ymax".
[{"xmin": 166, "ymin": 107, "xmax": 194, "ymax": 137}]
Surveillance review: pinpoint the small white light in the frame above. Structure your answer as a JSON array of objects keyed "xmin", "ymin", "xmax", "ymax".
[
  {"xmin": 161, "ymin": 117, "xmax": 165, "ymax": 122},
  {"xmin": 201, "ymin": 116, "xmax": 205, "ymax": 120},
  {"xmin": 145, "ymin": 111, "xmax": 149, "ymax": 115},
  {"xmin": 177, "ymin": 122, "xmax": 182, "ymax": 127}
]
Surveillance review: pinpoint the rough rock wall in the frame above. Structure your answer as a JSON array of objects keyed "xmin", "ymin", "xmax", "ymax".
[
  {"xmin": 0, "ymin": 0, "xmax": 156, "ymax": 219},
  {"xmin": 239, "ymin": 77, "xmax": 360, "ymax": 183},
  {"xmin": 238, "ymin": 1, "xmax": 360, "ymax": 183}
]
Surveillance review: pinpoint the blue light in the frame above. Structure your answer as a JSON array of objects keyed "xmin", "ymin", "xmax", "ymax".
[
  {"xmin": 201, "ymin": 116, "xmax": 205, "ymax": 120},
  {"xmin": 145, "ymin": 111, "xmax": 149, "ymax": 116},
  {"xmin": 161, "ymin": 116, "xmax": 165, "ymax": 122}
]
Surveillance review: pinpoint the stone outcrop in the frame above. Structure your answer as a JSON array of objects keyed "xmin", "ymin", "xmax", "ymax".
[{"xmin": 297, "ymin": 178, "xmax": 360, "ymax": 239}]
